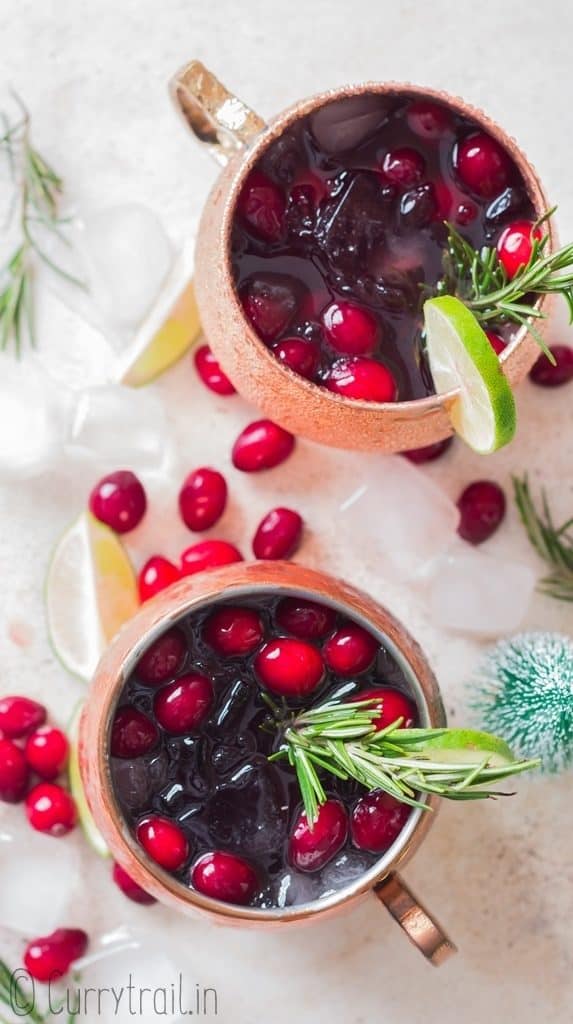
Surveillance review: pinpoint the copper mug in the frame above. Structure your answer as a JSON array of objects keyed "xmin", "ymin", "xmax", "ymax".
[
  {"xmin": 171, "ymin": 61, "xmax": 553, "ymax": 453},
  {"xmin": 80, "ymin": 561, "xmax": 456, "ymax": 965}
]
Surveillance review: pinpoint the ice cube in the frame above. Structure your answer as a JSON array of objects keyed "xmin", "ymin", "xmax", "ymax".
[
  {"xmin": 273, "ymin": 870, "xmax": 321, "ymax": 907},
  {"xmin": 319, "ymin": 850, "xmax": 373, "ymax": 896},
  {"xmin": 112, "ymin": 752, "xmax": 169, "ymax": 813},
  {"xmin": 206, "ymin": 758, "xmax": 289, "ymax": 857},
  {"xmin": 310, "ymin": 95, "xmax": 391, "ymax": 153},
  {"xmin": 428, "ymin": 541, "xmax": 536, "ymax": 635},
  {"xmin": 0, "ymin": 818, "xmax": 81, "ymax": 934},
  {"xmin": 317, "ymin": 172, "xmax": 389, "ymax": 277},
  {"xmin": 68, "ymin": 384, "xmax": 171, "ymax": 474},
  {"xmin": 0, "ymin": 355, "xmax": 68, "ymax": 481}
]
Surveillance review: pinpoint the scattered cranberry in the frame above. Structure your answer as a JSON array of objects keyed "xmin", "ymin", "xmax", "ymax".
[
  {"xmin": 194, "ymin": 345, "xmax": 236, "ymax": 396},
  {"xmin": 324, "ymin": 622, "xmax": 378, "ymax": 676},
  {"xmin": 382, "ymin": 147, "xmax": 425, "ymax": 187},
  {"xmin": 26, "ymin": 782, "xmax": 77, "ymax": 836},
  {"xmin": 275, "ymin": 597, "xmax": 336, "ymax": 639},
  {"xmin": 486, "ymin": 330, "xmax": 506, "ymax": 355},
  {"xmin": 529, "ymin": 345, "xmax": 573, "ymax": 387},
  {"xmin": 110, "ymin": 706, "xmax": 159, "ymax": 758},
  {"xmin": 273, "ymin": 337, "xmax": 320, "ymax": 380},
  {"xmin": 0, "ymin": 738, "xmax": 29, "ymax": 802},
  {"xmin": 89, "ymin": 470, "xmax": 147, "ymax": 534},
  {"xmin": 137, "ymin": 815, "xmax": 189, "ymax": 871},
  {"xmin": 0, "ymin": 695, "xmax": 46, "ymax": 738},
  {"xmin": 180, "ymin": 539, "xmax": 243, "ymax": 576},
  {"xmin": 237, "ymin": 170, "xmax": 285, "ymax": 241},
  {"xmin": 322, "ymin": 301, "xmax": 378, "ymax": 356},
  {"xmin": 252, "ymin": 508, "xmax": 303, "ymax": 560},
  {"xmin": 203, "ymin": 607, "xmax": 263, "ymax": 656},
  {"xmin": 254, "ymin": 638, "xmax": 324, "ymax": 697},
  {"xmin": 178, "ymin": 467, "xmax": 227, "ymax": 532},
  {"xmin": 191, "ymin": 851, "xmax": 258, "ymax": 905},
  {"xmin": 154, "ymin": 673, "xmax": 214, "ymax": 734},
  {"xmin": 356, "ymin": 687, "xmax": 417, "ymax": 731},
  {"xmin": 25, "ymin": 727, "xmax": 69, "ymax": 780},
  {"xmin": 323, "ymin": 357, "xmax": 397, "ymax": 402},
  {"xmin": 289, "ymin": 800, "xmax": 348, "ymax": 872},
  {"xmin": 497, "ymin": 220, "xmax": 542, "ymax": 278},
  {"xmin": 351, "ymin": 791, "xmax": 410, "ymax": 852},
  {"xmin": 136, "ymin": 628, "xmax": 186, "ymax": 686},
  {"xmin": 403, "ymin": 437, "xmax": 453, "ymax": 463},
  {"xmin": 455, "ymin": 132, "xmax": 512, "ymax": 198},
  {"xmin": 241, "ymin": 277, "xmax": 297, "ymax": 341},
  {"xmin": 24, "ymin": 928, "xmax": 88, "ymax": 983},
  {"xmin": 138, "ymin": 556, "xmax": 181, "ymax": 602},
  {"xmin": 232, "ymin": 420, "xmax": 295, "ymax": 472},
  {"xmin": 112, "ymin": 862, "xmax": 157, "ymax": 905},
  {"xmin": 406, "ymin": 100, "xmax": 451, "ymax": 139},
  {"xmin": 455, "ymin": 200, "xmax": 478, "ymax": 225},
  {"xmin": 457, "ymin": 480, "xmax": 506, "ymax": 544}
]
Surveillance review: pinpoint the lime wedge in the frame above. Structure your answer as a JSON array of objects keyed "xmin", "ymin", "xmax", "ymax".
[
  {"xmin": 417, "ymin": 728, "xmax": 514, "ymax": 767},
  {"xmin": 424, "ymin": 295, "xmax": 516, "ymax": 454},
  {"xmin": 68, "ymin": 703, "xmax": 109, "ymax": 857},
  {"xmin": 46, "ymin": 511, "xmax": 139, "ymax": 681}
]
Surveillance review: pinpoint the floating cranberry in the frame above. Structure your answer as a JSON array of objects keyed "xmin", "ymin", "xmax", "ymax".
[
  {"xmin": 399, "ymin": 183, "xmax": 438, "ymax": 229},
  {"xmin": 432, "ymin": 179, "xmax": 453, "ymax": 221},
  {"xmin": 252, "ymin": 507, "xmax": 303, "ymax": 560},
  {"xmin": 351, "ymin": 791, "xmax": 410, "ymax": 852},
  {"xmin": 110, "ymin": 706, "xmax": 159, "ymax": 758},
  {"xmin": 26, "ymin": 782, "xmax": 77, "ymax": 836},
  {"xmin": 136, "ymin": 628, "xmax": 186, "ymax": 686},
  {"xmin": 403, "ymin": 437, "xmax": 453, "ymax": 464},
  {"xmin": 254, "ymin": 638, "xmax": 324, "ymax": 697},
  {"xmin": 179, "ymin": 467, "xmax": 227, "ymax": 532},
  {"xmin": 232, "ymin": 419, "xmax": 295, "ymax": 472},
  {"xmin": 324, "ymin": 622, "xmax": 378, "ymax": 676},
  {"xmin": 112, "ymin": 862, "xmax": 157, "ymax": 905},
  {"xmin": 203, "ymin": 607, "xmax": 264, "ymax": 657},
  {"xmin": 24, "ymin": 928, "xmax": 88, "ymax": 983},
  {"xmin": 356, "ymin": 687, "xmax": 417, "ymax": 731},
  {"xmin": 406, "ymin": 100, "xmax": 451, "ymax": 139},
  {"xmin": 194, "ymin": 345, "xmax": 236, "ymax": 396},
  {"xmin": 0, "ymin": 695, "xmax": 46, "ymax": 738},
  {"xmin": 457, "ymin": 480, "xmax": 506, "ymax": 544},
  {"xmin": 137, "ymin": 815, "xmax": 189, "ymax": 871},
  {"xmin": 154, "ymin": 673, "xmax": 214, "ymax": 734},
  {"xmin": 138, "ymin": 556, "xmax": 181, "ymax": 602},
  {"xmin": 0, "ymin": 738, "xmax": 29, "ymax": 802},
  {"xmin": 237, "ymin": 170, "xmax": 286, "ymax": 241},
  {"xmin": 382, "ymin": 147, "xmax": 425, "ymax": 187},
  {"xmin": 455, "ymin": 132, "xmax": 512, "ymax": 198},
  {"xmin": 25, "ymin": 727, "xmax": 69, "ymax": 780},
  {"xmin": 486, "ymin": 330, "xmax": 506, "ymax": 355},
  {"xmin": 89, "ymin": 470, "xmax": 146, "ymax": 534},
  {"xmin": 241, "ymin": 276, "xmax": 298, "ymax": 341},
  {"xmin": 497, "ymin": 220, "xmax": 542, "ymax": 279},
  {"xmin": 191, "ymin": 851, "xmax": 258, "ymax": 905},
  {"xmin": 289, "ymin": 800, "xmax": 348, "ymax": 872},
  {"xmin": 322, "ymin": 301, "xmax": 378, "ymax": 356},
  {"xmin": 323, "ymin": 357, "xmax": 397, "ymax": 402},
  {"xmin": 180, "ymin": 539, "xmax": 243, "ymax": 576},
  {"xmin": 529, "ymin": 345, "xmax": 573, "ymax": 387},
  {"xmin": 275, "ymin": 597, "xmax": 336, "ymax": 639},
  {"xmin": 455, "ymin": 200, "xmax": 478, "ymax": 225},
  {"xmin": 273, "ymin": 337, "xmax": 320, "ymax": 380}
]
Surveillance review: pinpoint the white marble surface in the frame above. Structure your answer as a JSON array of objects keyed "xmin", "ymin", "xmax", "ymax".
[{"xmin": 1, "ymin": 1, "xmax": 573, "ymax": 1021}]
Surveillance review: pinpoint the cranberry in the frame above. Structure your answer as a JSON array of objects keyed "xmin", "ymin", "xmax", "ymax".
[
  {"xmin": 237, "ymin": 170, "xmax": 286, "ymax": 241},
  {"xmin": 486, "ymin": 330, "xmax": 506, "ymax": 355},
  {"xmin": 110, "ymin": 706, "xmax": 159, "ymax": 758},
  {"xmin": 457, "ymin": 480, "xmax": 506, "ymax": 544},
  {"xmin": 89, "ymin": 470, "xmax": 146, "ymax": 534},
  {"xmin": 138, "ymin": 556, "xmax": 181, "ymax": 602},
  {"xmin": 241, "ymin": 276, "xmax": 298, "ymax": 341},
  {"xmin": 529, "ymin": 345, "xmax": 573, "ymax": 387},
  {"xmin": 497, "ymin": 220, "xmax": 542, "ymax": 279},
  {"xmin": 0, "ymin": 738, "xmax": 29, "ymax": 802},
  {"xmin": 351, "ymin": 791, "xmax": 410, "ymax": 852},
  {"xmin": 289, "ymin": 800, "xmax": 348, "ymax": 872},
  {"xmin": 356, "ymin": 687, "xmax": 417, "ymax": 731},
  {"xmin": 25, "ymin": 727, "xmax": 69, "ymax": 780},
  {"xmin": 252, "ymin": 507, "xmax": 303, "ymax": 560},
  {"xmin": 178, "ymin": 467, "xmax": 227, "ymax": 532},
  {"xmin": 275, "ymin": 597, "xmax": 336, "ymax": 639},
  {"xmin": 136, "ymin": 815, "xmax": 189, "ymax": 871},
  {"xmin": 432, "ymin": 180, "xmax": 453, "ymax": 221},
  {"xmin": 232, "ymin": 419, "xmax": 295, "ymax": 472},
  {"xmin": 455, "ymin": 132, "xmax": 512, "ymax": 198},
  {"xmin": 194, "ymin": 345, "xmax": 236, "ymax": 396},
  {"xmin": 273, "ymin": 337, "xmax": 320, "ymax": 380},
  {"xmin": 112, "ymin": 862, "xmax": 157, "ymax": 905},
  {"xmin": 381, "ymin": 147, "xmax": 425, "ymax": 187},
  {"xmin": 153, "ymin": 673, "xmax": 214, "ymax": 734},
  {"xmin": 322, "ymin": 301, "xmax": 378, "ymax": 356},
  {"xmin": 403, "ymin": 437, "xmax": 453, "ymax": 463},
  {"xmin": 191, "ymin": 851, "xmax": 258, "ymax": 905},
  {"xmin": 406, "ymin": 100, "xmax": 451, "ymax": 139},
  {"xmin": 324, "ymin": 622, "xmax": 378, "ymax": 676},
  {"xmin": 180, "ymin": 539, "xmax": 243, "ymax": 575},
  {"xmin": 455, "ymin": 200, "xmax": 478, "ymax": 225},
  {"xmin": 323, "ymin": 357, "xmax": 397, "ymax": 402},
  {"xmin": 24, "ymin": 928, "xmax": 88, "ymax": 983},
  {"xmin": 203, "ymin": 607, "xmax": 264, "ymax": 656},
  {"xmin": 135, "ymin": 628, "xmax": 186, "ymax": 686},
  {"xmin": 0, "ymin": 695, "xmax": 46, "ymax": 738},
  {"xmin": 254, "ymin": 638, "xmax": 324, "ymax": 697},
  {"xmin": 26, "ymin": 782, "xmax": 77, "ymax": 836},
  {"xmin": 399, "ymin": 183, "xmax": 438, "ymax": 228}
]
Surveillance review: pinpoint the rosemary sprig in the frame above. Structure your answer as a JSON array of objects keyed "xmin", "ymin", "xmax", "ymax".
[
  {"xmin": 0, "ymin": 959, "xmax": 43, "ymax": 1023},
  {"xmin": 270, "ymin": 699, "xmax": 538, "ymax": 824},
  {"xmin": 513, "ymin": 474, "xmax": 573, "ymax": 602}
]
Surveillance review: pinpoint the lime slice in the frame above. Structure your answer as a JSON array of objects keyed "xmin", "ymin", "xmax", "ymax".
[
  {"xmin": 68, "ymin": 703, "xmax": 109, "ymax": 857},
  {"xmin": 424, "ymin": 295, "xmax": 516, "ymax": 454},
  {"xmin": 417, "ymin": 728, "xmax": 514, "ymax": 767},
  {"xmin": 46, "ymin": 511, "xmax": 139, "ymax": 680}
]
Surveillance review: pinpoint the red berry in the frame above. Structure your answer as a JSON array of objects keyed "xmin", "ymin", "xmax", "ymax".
[
  {"xmin": 455, "ymin": 132, "xmax": 512, "ymax": 198},
  {"xmin": 112, "ymin": 862, "xmax": 157, "ymax": 905},
  {"xmin": 237, "ymin": 170, "xmax": 285, "ymax": 241},
  {"xmin": 191, "ymin": 851, "xmax": 258, "ymax": 905},
  {"xmin": 24, "ymin": 928, "xmax": 88, "ymax": 983},
  {"xmin": 289, "ymin": 800, "xmax": 348, "ymax": 872},
  {"xmin": 356, "ymin": 687, "xmax": 417, "ymax": 731},
  {"xmin": 322, "ymin": 301, "xmax": 378, "ymax": 356},
  {"xmin": 455, "ymin": 200, "xmax": 478, "ymax": 225},
  {"xmin": 241, "ymin": 277, "xmax": 297, "ymax": 342},
  {"xmin": 232, "ymin": 419, "xmax": 295, "ymax": 472},
  {"xmin": 403, "ymin": 437, "xmax": 453, "ymax": 464},
  {"xmin": 351, "ymin": 791, "xmax": 410, "ymax": 852},
  {"xmin": 406, "ymin": 100, "xmax": 451, "ymax": 139},
  {"xmin": 382, "ymin": 147, "xmax": 425, "ymax": 187},
  {"xmin": 178, "ymin": 467, "xmax": 227, "ymax": 532},
  {"xmin": 25, "ymin": 727, "xmax": 69, "ymax": 780},
  {"xmin": 486, "ymin": 330, "xmax": 506, "ymax": 355},
  {"xmin": 110, "ymin": 706, "xmax": 159, "ymax": 758},
  {"xmin": 457, "ymin": 480, "xmax": 506, "ymax": 544},
  {"xmin": 194, "ymin": 345, "xmax": 236, "ymax": 396},
  {"xmin": 0, "ymin": 738, "xmax": 29, "ymax": 802},
  {"xmin": 0, "ymin": 695, "xmax": 46, "ymax": 738},
  {"xmin": 153, "ymin": 673, "xmax": 213, "ymax": 734},
  {"xmin": 273, "ymin": 337, "xmax": 319, "ymax": 380},
  {"xmin": 323, "ymin": 357, "xmax": 397, "ymax": 403},
  {"xmin": 275, "ymin": 597, "xmax": 336, "ymax": 639},
  {"xmin": 529, "ymin": 345, "xmax": 573, "ymax": 387},
  {"xmin": 89, "ymin": 470, "xmax": 147, "ymax": 534},
  {"xmin": 324, "ymin": 622, "xmax": 378, "ymax": 676},
  {"xmin": 432, "ymin": 179, "xmax": 453, "ymax": 220},
  {"xmin": 252, "ymin": 507, "xmax": 303, "ymax": 560},
  {"xmin": 203, "ymin": 606, "xmax": 263, "ymax": 656},
  {"xmin": 497, "ymin": 220, "xmax": 542, "ymax": 279},
  {"xmin": 254, "ymin": 638, "xmax": 324, "ymax": 697},
  {"xmin": 26, "ymin": 782, "xmax": 77, "ymax": 836},
  {"xmin": 136, "ymin": 628, "xmax": 186, "ymax": 686},
  {"xmin": 180, "ymin": 539, "xmax": 243, "ymax": 576},
  {"xmin": 136, "ymin": 815, "xmax": 189, "ymax": 870},
  {"xmin": 138, "ymin": 556, "xmax": 181, "ymax": 602}
]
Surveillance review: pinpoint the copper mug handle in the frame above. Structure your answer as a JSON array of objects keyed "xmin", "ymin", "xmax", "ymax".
[{"xmin": 375, "ymin": 872, "xmax": 457, "ymax": 966}]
